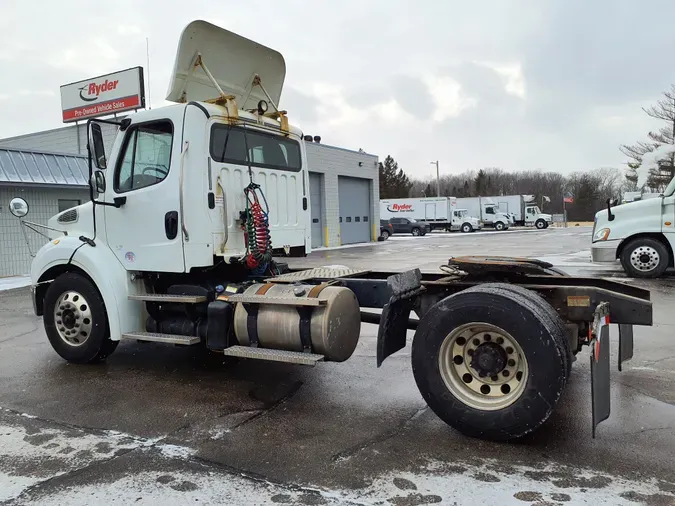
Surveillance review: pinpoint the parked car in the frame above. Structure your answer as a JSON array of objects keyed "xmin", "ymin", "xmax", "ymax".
[
  {"xmin": 388, "ymin": 217, "xmax": 431, "ymax": 236},
  {"xmin": 379, "ymin": 220, "xmax": 394, "ymax": 240}
]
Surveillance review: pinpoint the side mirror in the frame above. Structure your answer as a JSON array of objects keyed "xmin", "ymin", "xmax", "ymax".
[
  {"xmin": 9, "ymin": 197, "xmax": 29, "ymax": 218},
  {"xmin": 92, "ymin": 170, "xmax": 106, "ymax": 194},
  {"xmin": 89, "ymin": 123, "xmax": 107, "ymax": 169}
]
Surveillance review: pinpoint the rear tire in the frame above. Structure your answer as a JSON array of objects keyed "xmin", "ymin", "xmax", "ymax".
[
  {"xmin": 411, "ymin": 287, "xmax": 566, "ymax": 441},
  {"xmin": 43, "ymin": 272, "xmax": 118, "ymax": 364},
  {"xmin": 465, "ymin": 284, "xmax": 572, "ymax": 381},
  {"xmin": 461, "ymin": 223, "xmax": 472, "ymax": 233},
  {"xmin": 380, "ymin": 229, "xmax": 390, "ymax": 240},
  {"xmin": 620, "ymin": 237, "xmax": 669, "ymax": 278}
]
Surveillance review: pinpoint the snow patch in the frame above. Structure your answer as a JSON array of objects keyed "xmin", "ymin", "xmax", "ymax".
[
  {"xmin": 0, "ymin": 276, "xmax": 30, "ymax": 292},
  {"xmin": 156, "ymin": 443, "xmax": 196, "ymax": 459}
]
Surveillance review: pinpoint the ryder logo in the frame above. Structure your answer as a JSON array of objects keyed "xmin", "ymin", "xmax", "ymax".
[
  {"xmin": 387, "ymin": 203, "xmax": 413, "ymax": 212},
  {"xmin": 78, "ymin": 79, "xmax": 120, "ymax": 103}
]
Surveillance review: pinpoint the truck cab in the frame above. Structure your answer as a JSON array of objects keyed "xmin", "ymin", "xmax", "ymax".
[
  {"xmin": 592, "ymin": 179, "xmax": 675, "ymax": 277},
  {"xmin": 21, "ymin": 20, "xmax": 312, "ymax": 356},
  {"xmin": 452, "ymin": 209, "xmax": 481, "ymax": 232},
  {"xmin": 524, "ymin": 205, "xmax": 552, "ymax": 229},
  {"xmin": 482, "ymin": 204, "xmax": 511, "ymax": 231}
]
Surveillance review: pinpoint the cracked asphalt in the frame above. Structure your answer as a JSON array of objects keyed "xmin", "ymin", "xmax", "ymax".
[{"xmin": 0, "ymin": 227, "xmax": 674, "ymax": 505}]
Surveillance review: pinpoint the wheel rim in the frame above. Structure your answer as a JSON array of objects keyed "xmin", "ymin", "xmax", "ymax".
[
  {"xmin": 53, "ymin": 291, "xmax": 93, "ymax": 347},
  {"xmin": 463, "ymin": 225, "xmax": 470, "ymax": 232},
  {"xmin": 537, "ymin": 221, "xmax": 544, "ymax": 229},
  {"xmin": 438, "ymin": 322, "xmax": 529, "ymax": 411},
  {"xmin": 496, "ymin": 223, "xmax": 503, "ymax": 230},
  {"xmin": 630, "ymin": 246, "xmax": 660, "ymax": 272},
  {"xmin": 412, "ymin": 229, "xmax": 420, "ymax": 236}
]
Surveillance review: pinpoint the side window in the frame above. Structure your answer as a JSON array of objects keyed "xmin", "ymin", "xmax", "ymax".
[
  {"xmin": 485, "ymin": 207, "xmax": 495, "ymax": 215},
  {"xmin": 114, "ymin": 120, "xmax": 173, "ymax": 193}
]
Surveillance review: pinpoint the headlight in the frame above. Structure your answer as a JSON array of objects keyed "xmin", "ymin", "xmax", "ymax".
[{"xmin": 593, "ymin": 228, "xmax": 610, "ymax": 241}]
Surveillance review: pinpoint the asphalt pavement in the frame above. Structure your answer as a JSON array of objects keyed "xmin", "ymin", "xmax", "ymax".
[{"xmin": 1, "ymin": 227, "xmax": 673, "ymax": 505}]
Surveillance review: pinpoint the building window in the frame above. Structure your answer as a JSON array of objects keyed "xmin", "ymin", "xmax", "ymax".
[{"xmin": 58, "ymin": 199, "xmax": 81, "ymax": 213}]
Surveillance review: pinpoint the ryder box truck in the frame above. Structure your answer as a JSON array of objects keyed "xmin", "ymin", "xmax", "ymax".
[{"xmin": 380, "ymin": 197, "xmax": 481, "ymax": 232}]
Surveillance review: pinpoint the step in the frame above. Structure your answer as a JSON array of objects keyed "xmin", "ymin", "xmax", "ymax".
[
  {"xmin": 222, "ymin": 345, "xmax": 325, "ymax": 366},
  {"xmin": 269, "ymin": 267, "xmax": 370, "ymax": 283},
  {"xmin": 121, "ymin": 332, "xmax": 201, "ymax": 345},
  {"xmin": 128, "ymin": 293, "xmax": 207, "ymax": 303},
  {"xmin": 226, "ymin": 294, "xmax": 326, "ymax": 307}
]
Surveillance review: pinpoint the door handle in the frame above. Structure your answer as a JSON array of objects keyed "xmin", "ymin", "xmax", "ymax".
[{"xmin": 165, "ymin": 211, "xmax": 178, "ymax": 240}]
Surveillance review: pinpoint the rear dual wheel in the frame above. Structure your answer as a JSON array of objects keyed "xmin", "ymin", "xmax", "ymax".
[{"xmin": 411, "ymin": 284, "xmax": 568, "ymax": 441}]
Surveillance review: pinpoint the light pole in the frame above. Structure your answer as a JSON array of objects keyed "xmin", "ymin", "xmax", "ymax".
[{"xmin": 430, "ymin": 160, "xmax": 440, "ymax": 197}]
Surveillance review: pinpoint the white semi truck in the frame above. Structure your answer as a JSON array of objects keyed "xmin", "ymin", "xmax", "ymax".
[
  {"xmin": 8, "ymin": 20, "xmax": 654, "ymax": 441},
  {"xmin": 380, "ymin": 197, "xmax": 482, "ymax": 232},
  {"xmin": 456, "ymin": 197, "xmax": 512, "ymax": 231},
  {"xmin": 592, "ymin": 181, "xmax": 675, "ymax": 278},
  {"xmin": 488, "ymin": 194, "xmax": 552, "ymax": 229}
]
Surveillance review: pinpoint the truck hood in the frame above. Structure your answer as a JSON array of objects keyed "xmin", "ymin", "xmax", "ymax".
[
  {"xmin": 166, "ymin": 20, "xmax": 286, "ymax": 110},
  {"xmin": 595, "ymin": 197, "xmax": 662, "ymax": 224},
  {"xmin": 47, "ymin": 201, "xmax": 94, "ymax": 240},
  {"xmin": 594, "ymin": 196, "xmax": 663, "ymax": 241}
]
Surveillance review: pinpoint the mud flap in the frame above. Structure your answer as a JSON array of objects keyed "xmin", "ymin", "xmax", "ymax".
[
  {"xmin": 376, "ymin": 269, "xmax": 423, "ymax": 367},
  {"xmin": 590, "ymin": 302, "xmax": 611, "ymax": 438},
  {"xmin": 618, "ymin": 324, "xmax": 634, "ymax": 372}
]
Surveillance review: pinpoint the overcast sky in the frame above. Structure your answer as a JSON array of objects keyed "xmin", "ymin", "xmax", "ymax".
[{"xmin": 1, "ymin": 0, "xmax": 675, "ymax": 178}]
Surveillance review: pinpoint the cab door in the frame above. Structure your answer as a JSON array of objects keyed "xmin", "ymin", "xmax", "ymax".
[
  {"xmin": 525, "ymin": 206, "xmax": 536, "ymax": 223},
  {"xmin": 104, "ymin": 119, "xmax": 185, "ymax": 272}
]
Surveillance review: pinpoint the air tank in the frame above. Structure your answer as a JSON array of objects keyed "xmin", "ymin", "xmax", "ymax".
[{"xmin": 232, "ymin": 283, "xmax": 361, "ymax": 362}]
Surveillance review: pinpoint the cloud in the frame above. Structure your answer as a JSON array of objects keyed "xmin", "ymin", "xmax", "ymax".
[{"xmin": 0, "ymin": 0, "xmax": 674, "ymax": 177}]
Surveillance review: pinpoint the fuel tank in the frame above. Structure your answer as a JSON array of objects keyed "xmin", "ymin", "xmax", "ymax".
[{"xmin": 232, "ymin": 283, "xmax": 361, "ymax": 362}]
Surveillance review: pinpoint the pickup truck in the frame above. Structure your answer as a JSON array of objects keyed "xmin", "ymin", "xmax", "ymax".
[{"xmin": 388, "ymin": 217, "xmax": 431, "ymax": 236}]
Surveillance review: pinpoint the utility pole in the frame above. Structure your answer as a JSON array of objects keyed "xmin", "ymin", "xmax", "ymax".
[{"xmin": 430, "ymin": 160, "xmax": 440, "ymax": 197}]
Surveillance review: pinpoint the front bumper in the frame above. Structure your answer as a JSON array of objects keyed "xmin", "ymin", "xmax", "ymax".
[{"xmin": 591, "ymin": 240, "xmax": 621, "ymax": 262}]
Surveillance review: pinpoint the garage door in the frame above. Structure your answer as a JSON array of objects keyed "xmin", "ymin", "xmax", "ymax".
[
  {"xmin": 309, "ymin": 172, "xmax": 323, "ymax": 248},
  {"xmin": 338, "ymin": 176, "xmax": 371, "ymax": 244}
]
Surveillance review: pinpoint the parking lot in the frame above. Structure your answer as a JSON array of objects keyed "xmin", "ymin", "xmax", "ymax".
[{"xmin": 1, "ymin": 227, "xmax": 674, "ymax": 505}]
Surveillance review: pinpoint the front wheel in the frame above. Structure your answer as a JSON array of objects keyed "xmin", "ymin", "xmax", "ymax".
[
  {"xmin": 43, "ymin": 272, "xmax": 118, "ymax": 364},
  {"xmin": 411, "ymin": 286, "xmax": 566, "ymax": 441},
  {"xmin": 461, "ymin": 223, "xmax": 472, "ymax": 233},
  {"xmin": 411, "ymin": 228, "xmax": 421, "ymax": 236},
  {"xmin": 620, "ymin": 238, "xmax": 670, "ymax": 278},
  {"xmin": 535, "ymin": 219, "xmax": 546, "ymax": 230},
  {"xmin": 494, "ymin": 222, "xmax": 505, "ymax": 231},
  {"xmin": 380, "ymin": 229, "xmax": 390, "ymax": 240}
]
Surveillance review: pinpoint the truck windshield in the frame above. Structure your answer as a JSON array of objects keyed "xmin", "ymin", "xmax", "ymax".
[{"xmin": 210, "ymin": 124, "xmax": 301, "ymax": 172}]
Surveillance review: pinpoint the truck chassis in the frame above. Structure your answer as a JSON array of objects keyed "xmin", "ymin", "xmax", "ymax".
[{"xmin": 32, "ymin": 255, "xmax": 651, "ymax": 441}]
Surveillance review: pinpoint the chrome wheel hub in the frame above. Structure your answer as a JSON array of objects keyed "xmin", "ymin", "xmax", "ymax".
[
  {"xmin": 438, "ymin": 323, "xmax": 528, "ymax": 411},
  {"xmin": 630, "ymin": 246, "xmax": 659, "ymax": 272},
  {"xmin": 54, "ymin": 291, "xmax": 93, "ymax": 347}
]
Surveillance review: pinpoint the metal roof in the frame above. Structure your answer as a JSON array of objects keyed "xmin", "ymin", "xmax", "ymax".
[{"xmin": 0, "ymin": 148, "xmax": 88, "ymax": 187}]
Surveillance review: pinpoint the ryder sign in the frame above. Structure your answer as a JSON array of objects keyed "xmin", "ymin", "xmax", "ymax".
[{"xmin": 60, "ymin": 67, "xmax": 145, "ymax": 123}]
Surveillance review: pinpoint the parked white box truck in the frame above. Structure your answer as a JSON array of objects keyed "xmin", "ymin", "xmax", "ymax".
[
  {"xmin": 380, "ymin": 197, "xmax": 481, "ymax": 232},
  {"xmin": 488, "ymin": 195, "xmax": 552, "ymax": 229},
  {"xmin": 455, "ymin": 197, "xmax": 511, "ymax": 231}
]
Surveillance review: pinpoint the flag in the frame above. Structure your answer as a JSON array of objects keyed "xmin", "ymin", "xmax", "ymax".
[
  {"xmin": 543, "ymin": 196, "xmax": 551, "ymax": 203},
  {"xmin": 564, "ymin": 196, "xmax": 574, "ymax": 204}
]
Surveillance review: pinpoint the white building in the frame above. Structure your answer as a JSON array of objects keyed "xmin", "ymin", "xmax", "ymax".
[{"xmin": 0, "ymin": 124, "xmax": 378, "ymax": 277}]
